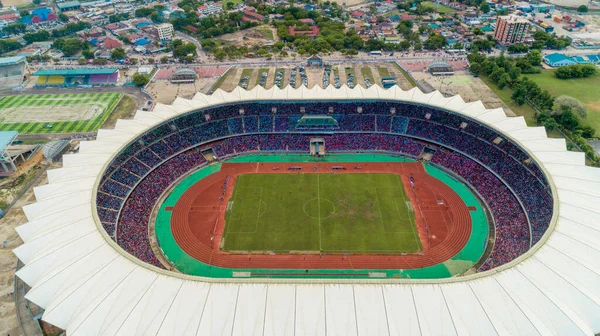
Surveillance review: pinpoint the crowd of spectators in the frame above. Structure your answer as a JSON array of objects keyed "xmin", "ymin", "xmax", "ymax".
[
  {"xmin": 116, "ymin": 148, "xmax": 207, "ymax": 266},
  {"xmin": 432, "ymin": 150, "xmax": 530, "ymax": 269},
  {"xmin": 95, "ymin": 100, "xmax": 554, "ymax": 271}
]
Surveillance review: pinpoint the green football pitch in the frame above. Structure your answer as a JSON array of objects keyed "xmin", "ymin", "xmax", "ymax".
[
  {"xmin": 0, "ymin": 93, "xmax": 122, "ymax": 134},
  {"xmin": 222, "ymin": 173, "xmax": 422, "ymax": 254}
]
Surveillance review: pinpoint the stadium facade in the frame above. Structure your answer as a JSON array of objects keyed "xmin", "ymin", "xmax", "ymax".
[
  {"xmin": 0, "ymin": 56, "xmax": 27, "ymax": 91},
  {"xmin": 32, "ymin": 68, "xmax": 119, "ymax": 87},
  {"xmin": 14, "ymin": 85, "xmax": 600, "ymax": 335}
]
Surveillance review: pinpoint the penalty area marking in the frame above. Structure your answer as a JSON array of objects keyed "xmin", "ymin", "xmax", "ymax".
[{"xmin": 225, "ymin": 187, "xmax": 264, "ymax": 234}]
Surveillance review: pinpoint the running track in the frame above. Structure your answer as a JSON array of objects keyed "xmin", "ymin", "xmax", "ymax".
[{"xmin": 170, "ymin": 162, "xmax": 472, "ymax": 269}]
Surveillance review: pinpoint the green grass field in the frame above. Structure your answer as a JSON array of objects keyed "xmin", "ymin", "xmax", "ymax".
[
  {"xmin": 421, "ymin": 1, "xmax": 457, "ymax": 13},
  {"xmin": 360, "ymin": 67, "xmax": 374, "ymax": 82},
  {"xmin": 0, "ymin": 93, "xmax": 122, "ymax": 134},
  {"xmin": 525, "ymin": 71, "xmax": 600, "ymax": 132},
  {"xmin": 223, "ymin": 173, "xmax": 421, "ymax": 253}
]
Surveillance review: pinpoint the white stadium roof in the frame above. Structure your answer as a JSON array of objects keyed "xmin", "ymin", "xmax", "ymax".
[{"xmin": 14, "ymin": 85, "xmax": 600, "ymax": 335}]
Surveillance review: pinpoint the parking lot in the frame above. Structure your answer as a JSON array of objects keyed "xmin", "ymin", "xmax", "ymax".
[{"xmin": 213, "ymin": 62, "xmax": 415, "ymax": 92}]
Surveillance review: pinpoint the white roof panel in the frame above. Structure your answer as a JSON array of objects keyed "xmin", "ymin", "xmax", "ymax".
[{"xmin": 12, "ymin": 86, "xmax": 600, "ymax": 336}]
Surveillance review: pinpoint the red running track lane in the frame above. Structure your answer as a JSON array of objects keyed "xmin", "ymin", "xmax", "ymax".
[{"xmin": 169, "ymin": 162, "xmax": 471, "ymax": 270}]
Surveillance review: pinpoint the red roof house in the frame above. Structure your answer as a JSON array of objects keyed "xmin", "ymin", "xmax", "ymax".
[
  {"xmin": 351, "ymin": 11, "xmax": 365, "ymax": 18},
  {"xmin": 242, "ymin": 10, "xmax": 265, "ymax": 22},
  {"xmin": 288, "ymin": 25, "xmax": 320, "ymax": 38},
  {"xmin": 103, "ymin": 37, "xmax": 122, "ymax": 49}
]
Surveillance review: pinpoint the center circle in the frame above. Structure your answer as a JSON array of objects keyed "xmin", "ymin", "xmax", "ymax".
[{"xmin": 303, "ymin": 198, "xmax": 336, "ymax": 219}]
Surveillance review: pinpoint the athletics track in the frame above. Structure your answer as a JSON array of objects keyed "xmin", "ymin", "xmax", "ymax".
[{"xmin": 166, "ymin": 160, "xmax": 475, "ymax": 271}]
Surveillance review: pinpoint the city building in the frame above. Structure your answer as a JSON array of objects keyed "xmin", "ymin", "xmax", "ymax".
[
  {"xmin": 494, "ymin": 15, "xmax": 530, "ymax": 45},
  {"xmin": 57, "ymin": 1, "xmax": 81, "ymax": 12},
  {"xmin": 156, "ymin": 23, "xmax": 174, "ymax": 41},
  {"xmin": 197, "ymin": 2, "xmax": 223, "ymax": 17},
  {"xmin": 0, "ymin": 56, "xmax": 27, "ymax": 91}
]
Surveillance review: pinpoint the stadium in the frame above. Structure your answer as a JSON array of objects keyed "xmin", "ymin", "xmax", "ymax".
[
  {"xmin": 32, "ymin": 68, "xmax": 119, "ymax": 87},
  {"xmin": 14, "ymin": 85, "xmax": 600, "ymax": 335},
  {"xmin": 0, "ymin": 56, "xmax": 27, "ymax": 91}
]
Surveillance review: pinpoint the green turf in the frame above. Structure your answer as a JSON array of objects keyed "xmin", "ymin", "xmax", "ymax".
[
  {"xmin": 479, "ymin": 75, "xmax": 538, "ymax": 126},
  {"xmin": 156, "ymin": 154, "xmax": 489, "ymax": 279},
  {"xmin": 392, "ymin": 63, "xmax": 417, "ymax": 88},
  {"xmin": 0, "ymin": 93, "xmax": 122, "ymax": 134},
  {"xmin": 360, "ymin": 67, "xmax": 374, "ymax": 82},
  {"xmin": 421, "ymin": 0, "xmax": 457, "ymax": 13},
  {"xmin": 525, "ymin": 71, "xmax": 600, "ymax": 133},
  {"xmin": 222, "ymin": 173, "xmax": 421, "ymax": 253},
  {"xmin": 377, "ymin": 66, "xmax": 391, "ymax": 78}
]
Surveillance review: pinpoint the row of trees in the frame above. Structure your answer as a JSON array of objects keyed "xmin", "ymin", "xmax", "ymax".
[
  {"xmin": 0, "ymin": 39, "xmax": 22, "ymax": 54},
  {"xmin": 52, "ymin": 38, "xmax": 89, "ymax": 57},
  {"xmin": 469, "ymin": 51, "xmax": 599, "ymax": 164},
  {"xmin": 555, "ymin": 64, "xmax": 597, "ymax": 79}
]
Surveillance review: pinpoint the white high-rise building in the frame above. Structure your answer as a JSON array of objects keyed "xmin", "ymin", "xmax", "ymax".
[{"xmin": 156, "ymin": 23, "xmax": 174, "ymax": 41}]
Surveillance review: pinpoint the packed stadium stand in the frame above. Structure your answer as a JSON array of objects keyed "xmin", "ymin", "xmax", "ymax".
[
  {"xmin": 32, "ymin": 68, "xmax": 119, "ymax": 87},
  {"xmin": 0, "ymin": 56, "xmax": 27, "ymax": 90},
  {"xmin": 91, "ymin": 99, "xmax": 553, "ymax": 272},
  {"xmin": 15, "ymin": 86, "xmax": 600, "ymax": 336}
]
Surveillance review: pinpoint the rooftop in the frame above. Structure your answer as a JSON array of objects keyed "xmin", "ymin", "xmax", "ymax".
[
  {"xmin": 33, "ymin": 68, "xmax": 118, "ymax": 76},
  {"xmin": 0, "ymin": 56, "xmax": 26, "ymax": 66},
  {"xmin": 0, "ymin": 131, "xmax": 18, "ymax": 151},
  {"xmin": 57, "ymin": 1, "xmax": 80, "ymax": 8}
]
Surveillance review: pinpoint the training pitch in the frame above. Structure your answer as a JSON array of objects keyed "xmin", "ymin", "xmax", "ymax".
[
  {"xmin": 222, "ymin": 173, "xmax": 422, "ymax": 253},
  {"xmin": 0, "ymin": 93, "xmax": 122, "ymax": 134}
]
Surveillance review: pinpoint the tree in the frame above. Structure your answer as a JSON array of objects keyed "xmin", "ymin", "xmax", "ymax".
[
  {"xmin": 53, "ymin": 38, "xmax": 83, "ymax": 56},
  {"xmin": 0, "ymin": 39, "xmax": 22, "ymax": 54},
  {"xmin": 525, "ymin": 49, "xmax": 541, "ymax": 66},
  {"xmin": 399, "ymin": 40, "xmax": 411, "ymax": 51},
  {"xmin": 498, "ymin": 73, "xmax": 511, "ymax": 89},
  {"xmin": 78, "ymin": 58, "xmax": 86, "ymax": 65},
  {"xmin": 507, "ymin": 43, "xmax": 528, "ymax": 54},
  {"xmin": 23, "ymin": 30, "xmax": 50, "ymax": 44},
  {"xmin": 160, "ymin": 56, "xmax": 169, "ymax": 63},
  {"xmin": 111, "ymin": 47, "xmax": 126, "ymax": 60},
  {"xmin": 32, "ymin": 0, "xmax": 41, "ymax": 4},
  {"xmin": 132, "ymin": 73, "xmax": 149, "ymax": 87},
  {"xmin": 135, "ymin": 7, "xmax": 153, "ymax": 17},
  {"xmin": 148, "ymin": 58, "xmax": 155, "ymax": 64},
  {"xmin": 424, "ymin": 33, "xmax": 447, "ymax": 50},
  {"xmin": 82, "ymin": 49, "xmax": 94, "ymax": 59},
  {"xmin": 554, "ymin": 96, "xmax": 587, "ymax": 118},
  {"xmin": 559, "ymin": 108, "xmax": 579, "ymax": 130},
  {"xmin": 469, "ymin": 62, "xmax": 481, "ymax": 74},
  {"xmin": 508, "ymin": 67, "xmax": 521, "ymax": 82},
  {"xmin": 58, "ymin": 13, "xmax": 69, "ymax": 22},
  {"xmin": 346, "ymin": 49, "xmax": 358, "ymax": 57},
  {"xmin": 214, "ymin": 49, "xmax": 226, "ymax": 61},
  {"xmin": 578, "ymin": 5, "xmax": 588, "ymax": 12},
  {"xmin": 479, "ymin": 2, "xmax": 490, "ymax": 13}
]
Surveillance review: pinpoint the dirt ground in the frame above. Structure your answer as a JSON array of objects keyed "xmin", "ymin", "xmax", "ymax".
[
  {"xmin": 146, "ymin": 78, "xmax": 218, "ymax": 104},
  {"xmin": 216, "ymin": 25, "xmax": 278, "ymax": 48},
  {"xmin": 214, "ymin": 62, "xmax": 415, "ymax": 92},
  {"xmin": 410, "ymin": 71, "xmax": 516, "ymax": 116},
  {"xmin": 2, "ymin": 0, "xmax": 31, "ymax": 6}
]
